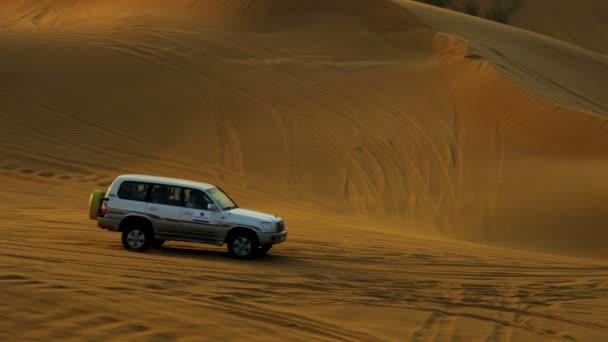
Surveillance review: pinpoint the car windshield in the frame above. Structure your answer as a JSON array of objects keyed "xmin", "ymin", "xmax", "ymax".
[{"xmin": 207, "ymin": 187, "xmax": 238, "ymax": 210}]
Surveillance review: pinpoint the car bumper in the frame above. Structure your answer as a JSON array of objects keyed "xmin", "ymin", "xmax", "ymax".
[
  {"xmin": 258, "ymin": 231, "xmax": 287, "ymax": 245},
  {"xmin": 97, "ymin": 216, "xmax": 121, "ymax": 231}
]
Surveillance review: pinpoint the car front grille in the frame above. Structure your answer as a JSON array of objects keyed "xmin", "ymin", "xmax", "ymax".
[{"xmin": 276, "ymin": 221, "xmax": 285, "ymax": 232}]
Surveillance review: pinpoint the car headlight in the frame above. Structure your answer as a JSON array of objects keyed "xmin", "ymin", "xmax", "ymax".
[{"xmin": 261, "ymin": 222, "xmax": 275, "ymax": 231}]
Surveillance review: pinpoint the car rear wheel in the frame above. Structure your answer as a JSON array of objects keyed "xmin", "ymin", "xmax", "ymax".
[
  {"xmin": 121, "ymin": 226, "xmax": 152, "ymax": 252},
  {"xmin": 228, "ymin": 231, "xmax": 259, "ymax": 259}
]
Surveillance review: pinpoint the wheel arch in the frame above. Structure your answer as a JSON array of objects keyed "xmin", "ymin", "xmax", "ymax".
[
  {"xmin": 224, "ymin": 226, "xmax": 259, "ymax": 244},
  {"xmin": 118, "ymin": 215, "xmax": 154, "ymax": 233}
]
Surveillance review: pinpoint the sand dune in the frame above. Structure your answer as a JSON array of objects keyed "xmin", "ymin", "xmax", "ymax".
[{"xmin": 2, "ymin": 0, "xmax": 608, "ymax": 340}]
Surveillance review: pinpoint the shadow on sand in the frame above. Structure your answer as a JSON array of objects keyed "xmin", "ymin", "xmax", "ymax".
[{"xmin": 149, "ymin": 244, "xmax": 300, "ymax": 265}]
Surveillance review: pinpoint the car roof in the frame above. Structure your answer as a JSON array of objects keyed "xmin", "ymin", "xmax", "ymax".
[{"xmin": 115, "ymin": 174, "xmax": 216, "ymax": 191}]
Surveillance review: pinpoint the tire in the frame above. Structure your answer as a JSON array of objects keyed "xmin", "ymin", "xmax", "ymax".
[
  {"xmin": 228, "ymin": 231, "xmax": 259, "ymax": 259},
  {"xmin": 88, "ymin": 190, "xmax": 106, "ymax": 220},
  {"xmin": 152, "ymin": 239, "xmax": 165, "ymax": 248},
  {"xmin": 257, "ymin": 244, "xmax": 272, "ymax": 256},
  {"xmin": 121, "ymin": 226, "xmax": 152, "ymax": 252}
]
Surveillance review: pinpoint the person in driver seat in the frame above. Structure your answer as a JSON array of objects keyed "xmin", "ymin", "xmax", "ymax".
[{"xmin": 186, "ymin": 190, "xmax": 202, "ymax": 208}]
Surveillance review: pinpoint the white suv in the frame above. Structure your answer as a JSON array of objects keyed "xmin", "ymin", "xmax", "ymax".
[{"xmin": 89, "ymin": 175, "xmax": 287, "ymax": 259}]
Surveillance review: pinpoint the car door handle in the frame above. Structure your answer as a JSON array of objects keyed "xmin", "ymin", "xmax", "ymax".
[{"xmin": 148, "ymin": 207, "xmax": 158, "ymax": 211}]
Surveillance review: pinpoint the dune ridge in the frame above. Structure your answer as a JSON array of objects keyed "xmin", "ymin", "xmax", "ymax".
[
  {"xmin": 415, "ymin": 0, "xmax": 608, "ymax": 56},
  {"xmin": 510, "ymin": 0, "xmax": 608, "ymax": 56}
]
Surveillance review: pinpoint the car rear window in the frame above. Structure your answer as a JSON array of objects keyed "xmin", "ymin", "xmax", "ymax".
[{"xmin": 117, "ymin": 181, "xmax": 148, "ymax": 201}]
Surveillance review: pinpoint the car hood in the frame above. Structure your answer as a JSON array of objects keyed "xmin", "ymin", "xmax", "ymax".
[{"xmin": 223, "ymin": 208, "xmax": 282, "ymax": 225}]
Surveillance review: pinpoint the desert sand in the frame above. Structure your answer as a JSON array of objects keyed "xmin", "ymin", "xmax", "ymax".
[{"xmin": 1, "ymin": 0, "xmax": 608, "ymax": 340}]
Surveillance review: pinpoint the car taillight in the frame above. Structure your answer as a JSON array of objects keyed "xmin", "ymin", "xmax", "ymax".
[{"xmin": 99, "ymin": 200, "xmax": 108, "ymax": 215}]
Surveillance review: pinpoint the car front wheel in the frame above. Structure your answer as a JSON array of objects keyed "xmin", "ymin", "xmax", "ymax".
[{"xmin": 228, "ymin": 232, "xmax": 259, "ymax": 259}]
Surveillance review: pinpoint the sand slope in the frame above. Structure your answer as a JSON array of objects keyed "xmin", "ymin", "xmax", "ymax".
[
  {"xmin": 2, "ymin": 0, "xmax": 608, "ymax": 256},
  {"xmin": 398, "ymin": 1, "xmax": 608, "ymax": 257},
  {"xmin": 2, "ymin": 0, "xmax": 608, "ymax": 340}
]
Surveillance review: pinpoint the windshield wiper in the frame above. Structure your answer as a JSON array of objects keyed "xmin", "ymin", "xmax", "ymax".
[{"xmin": 224, "ymin": 205, "xmax": 239, "ymax": 210}]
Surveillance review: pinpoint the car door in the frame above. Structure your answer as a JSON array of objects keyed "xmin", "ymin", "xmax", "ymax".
[
  {"xmin": 109, "ymin": 181, "xmax": 149, "ymax": 218},
  {"xmin": 145, "ymin": 184, "xmax": 183, "ymax": 238},
  {"xmin": 179, "ymin": 188, "xmax": 221, "ymax": 241}
]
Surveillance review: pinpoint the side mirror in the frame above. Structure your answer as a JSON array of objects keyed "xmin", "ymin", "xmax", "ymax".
[{"xmin": 207, "ymin": 203, "xmax": 219, "ymax": 212}]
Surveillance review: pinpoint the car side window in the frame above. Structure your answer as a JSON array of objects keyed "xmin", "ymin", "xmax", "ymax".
[
  {"xmin": 117, "ymin": 181, "xmax": 148, "ymax": 201},
  {"xmin": 183, "ymin": 189, "xmax": 212, "ymax": 209},
  {"xmin": 148, "ymin": 184, "xmax": 182, "ymax": 206}
]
